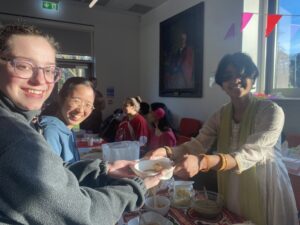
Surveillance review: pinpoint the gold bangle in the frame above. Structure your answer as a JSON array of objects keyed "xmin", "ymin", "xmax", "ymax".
[
  {"xmin": 198, "ymin": 154, "xmax": 210, "ymax": 172},
  {"xmin": 163, "ymin": 146, "xmax": 173, "ymax": 158},
  {"xmin": 223, "ymin": 154, "xmax": 228, "ymax": 170},
  {"xmin": 216, "ymin": 153, "xmax": 226, "ymax": 171}
]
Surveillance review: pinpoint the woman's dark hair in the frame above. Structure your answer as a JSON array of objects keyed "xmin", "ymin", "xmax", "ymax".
[
  {"xmin": 42, "ymin": 77, "xmax": 94, "ymax": 116},
  {"xmin": 150, "ymin": 102, "xmax": 174, "ymax": 131},
  {"xmin": 140, "ymin": 102, "xmax": 150, "ymax": 116},
  {"xmin": 215, "ymin": 52, "xmax": 259, "ymax": 86},
  {"xmin": 156, "ymin": 117, "xmax": 172, "ymax": 132}
]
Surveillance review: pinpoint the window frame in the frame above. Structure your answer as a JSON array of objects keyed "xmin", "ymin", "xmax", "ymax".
[{"xmin": 265, "ymin": 0, "xmax": 300, "ymax": 99}]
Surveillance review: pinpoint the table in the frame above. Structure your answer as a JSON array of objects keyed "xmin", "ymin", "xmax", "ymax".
[
  {"xmin": 122, "ymin": 189, "xmax": 245, "ymax": 225},
  {"xmin": 76, "ymin": 141, "xmax": 246, "ymax": 224},
  {"xmin": 122, "ymin": 206, "xmax": 244, "ymax": 225},
  {"xmin": 76, "ymin": 138, "xmax": 105, "ymax": 160}
]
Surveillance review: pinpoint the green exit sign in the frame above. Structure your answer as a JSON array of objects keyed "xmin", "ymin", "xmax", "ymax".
[{"xmin": 42, "ymin": 1, "xmax": 59, "ymax": 11}]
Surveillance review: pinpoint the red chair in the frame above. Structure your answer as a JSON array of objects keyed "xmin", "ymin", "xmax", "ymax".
[
  {"xmin": 176, "ymin": 135, "xmax": 191, "ymax": 145},
  {"xmin": 175, "ymin": 117, "xmax": 203, "ymax": 146},
  {"xmin": 179, "ymin": 117, "xmax": 203, "ymax": 137},
  {"xmin": 286, "ymin": 134, "xmax": 300, "ymax": 148}
]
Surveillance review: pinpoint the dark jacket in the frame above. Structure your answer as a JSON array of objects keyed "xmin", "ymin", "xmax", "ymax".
[{"xmin": 0, "ymin": 93, "xmax": 146, "ymax": 225}]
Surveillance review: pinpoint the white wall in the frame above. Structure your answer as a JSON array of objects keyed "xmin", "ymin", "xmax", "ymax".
[
  {"xmin": 0, "ymin": 0, "xmax": 141, "ymax": 118},
  {"xmin": 140, "ymin": 0, "xmax": 243, "ymax": 127}
]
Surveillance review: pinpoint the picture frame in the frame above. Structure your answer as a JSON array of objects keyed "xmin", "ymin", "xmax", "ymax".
[{"xmin": 159, "ymin": 2, "xmax": 204, "ymax": 97}]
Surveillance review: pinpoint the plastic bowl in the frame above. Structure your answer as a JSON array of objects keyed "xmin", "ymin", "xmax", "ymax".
[
  {"xmin": 144, "ymin": 195, "xmax": 171, "ymax": 216},
  {"xmin": 191, "ymin": 191, "xmax": 224, "ymax": 219},
  {"xmin": 133, "ymin": 158, "xmax": 174, "ymax": 180},
  {"xmin": 128, "ymin": 211, "xmax": 172, "ymax": 225},
  {"xmin": 169, "ymin": 181, "xmax": 195, "ymax": 208}
]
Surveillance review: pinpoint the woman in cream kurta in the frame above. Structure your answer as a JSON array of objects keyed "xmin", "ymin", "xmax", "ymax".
[
  {"xmin": 172, "ymin": 99, "xmax": 297, "ymax": 225},
  {"xmin": 146, "ymin": 53, "xmax": 298, "ymax": 225}
]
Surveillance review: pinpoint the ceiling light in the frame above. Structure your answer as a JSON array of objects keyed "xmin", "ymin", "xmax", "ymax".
[{"xmin": 89, "ymin": 0, "xmax": 98, "ymax": 8}]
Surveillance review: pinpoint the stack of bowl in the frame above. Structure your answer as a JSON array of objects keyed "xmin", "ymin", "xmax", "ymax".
[{"xmin": 144, "ymin": 195, "xmax": 171, "ymax": 216}]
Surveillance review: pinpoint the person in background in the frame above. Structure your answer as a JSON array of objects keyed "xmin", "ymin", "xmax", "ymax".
[
  {"xmin": 80, "ymin": 76, "xmax": 105, "ymax": 134},
  {"xmin": 99, "ymin": 108, "xmax": 123, "ymax": 142},
  {"xmin": 0, "ymin": 23, "xmax": 161, "ymax": 225},
  {"xmin": 40, "ymin": 77, "xmax": 95, "ymax": 163},
  {"xmin": 148, "ymin": 107, "xmax": 176, "ymax": 150},
  {"xmin": 115, "ymin": 96, "xmax": 149, "ymax": 147},
  {"xmin": 146, "ymin": 52, "xmax": 298, "ymax": 225},
  {"xmin": 150, "ymin": 102, "xmax": 175, "ymax": 132}
]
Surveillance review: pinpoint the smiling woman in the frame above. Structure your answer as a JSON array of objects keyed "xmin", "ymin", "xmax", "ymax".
[
  {"xmin": 39, "ymin": 77, "xmax": 95, "ymax": 162},
  {"xmin": 146, "ymin": 53, "xmax": 299, "ymax": 225}
]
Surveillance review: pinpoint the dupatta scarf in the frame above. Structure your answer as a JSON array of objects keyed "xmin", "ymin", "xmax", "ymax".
[{"xmin": 217, "ymin": 96, "xmax": 266, "ymax": 225}]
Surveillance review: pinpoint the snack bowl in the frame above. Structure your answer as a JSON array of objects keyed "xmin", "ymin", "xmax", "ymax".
[
  {"xmin": 144, "ymin": 195, "xmax": 171, "ymax": 216},
  {"xmin": 191, "ymin": 191, "xmax": 224, "ymax": 219},
  {"xmin": 133, "ymin": 157, "xmax": 174, "ymax": 180},
  {"xmin": 127, "ymin": 211, "xmax": 172, "ymax": 225}
]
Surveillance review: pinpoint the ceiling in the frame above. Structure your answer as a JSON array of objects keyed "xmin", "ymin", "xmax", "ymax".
[{"xmin": 64, "ymin": 0, "xmax": 168, "ymax": 15}]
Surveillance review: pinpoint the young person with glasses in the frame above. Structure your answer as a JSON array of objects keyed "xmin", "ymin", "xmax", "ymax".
[
  {"xmin": 39, "ymin": 77, "xmax": 95, "ymax": 163},
  {"xmin": 0, "ymin": 23, "xmax": 161, "ymax": 225}
]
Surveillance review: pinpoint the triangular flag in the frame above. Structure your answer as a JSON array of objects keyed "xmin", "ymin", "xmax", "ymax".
[
  {"xmin": 241, "ymin": 12, "xmax": 254, "ymax": 32},
  {"xmin": 224, "ymin": 23, "xmax": 235, "ymax": 40},
  {"xmin": 265, "ymin": 14, "xmax": 282, "ymax": 37},
  {"xmin": 291, "ymin": 24, "xmax": 300, "ymax": 39}
]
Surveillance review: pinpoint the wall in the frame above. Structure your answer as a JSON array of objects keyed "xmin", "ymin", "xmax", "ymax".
[
  {"xmin": 139, "ymin": 0, "xmax": 243, "ymax": 127},
  {"xmin": 0, "ymin": 0, "xmax": 141, "ymax": 118}
]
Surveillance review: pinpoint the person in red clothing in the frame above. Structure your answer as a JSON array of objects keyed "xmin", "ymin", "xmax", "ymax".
[
  {"xmin": 148, "ymin": 107, "xmax": 176, "ymax": 150},
  {"xmin": 115, "ymin": 96, "xmax": 149, "ymax": 147}
]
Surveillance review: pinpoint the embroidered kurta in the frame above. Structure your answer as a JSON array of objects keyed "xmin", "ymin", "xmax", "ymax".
[{"xmin": 172, "ymin": 99, "xmax": 298, "ymax": 225}]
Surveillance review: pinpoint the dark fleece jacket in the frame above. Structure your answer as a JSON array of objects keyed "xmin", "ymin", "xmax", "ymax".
[{"xmin": 0, "ymin": 93, "xmax": 146, "ymax": 225}]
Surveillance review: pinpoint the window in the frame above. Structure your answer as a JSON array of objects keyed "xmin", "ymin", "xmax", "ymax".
[
  {"xmin": 266, "ymin": 0, "xmax": 300, "ymax": 98},
  {"xmin": 56, "ymin": 54, "xmax": 93, "ymax": 91}
]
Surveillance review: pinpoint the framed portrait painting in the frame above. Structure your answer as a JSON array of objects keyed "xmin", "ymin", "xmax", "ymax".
[{"xmin": 159, "ymin": 2, "xmax": 204, "ymax": 97}]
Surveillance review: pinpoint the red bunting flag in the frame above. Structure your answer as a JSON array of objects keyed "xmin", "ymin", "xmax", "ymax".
[
  {"xmin": 241, "ymin": 12, "xmax": 254, "ymax": 32},
  {"xmin": 265, "ymin": 14, "xmax": 282, "ymax": 37}
]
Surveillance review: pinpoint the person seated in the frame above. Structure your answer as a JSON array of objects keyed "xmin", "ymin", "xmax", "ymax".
[
  {"xmin": 148, "ymin": 107, "xmax": 176, "ymax": 150},
  {"xmin": 80, "ymin": 76, "xmax": 106, "ymax": 134},
  {"xmin": 115, "ymin": 96, "xmax": 149, "ymax": 147},
  {"xmin": 99, "ymin": 108, "xmax": 123, "ymax": 142},
  {"xmin": 40, "ymin": 77, "xmax": 95, "ymax": 162},
  {"xmin": 151, "ymin": 102, "xmax": 175, "ymax": 131}
]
